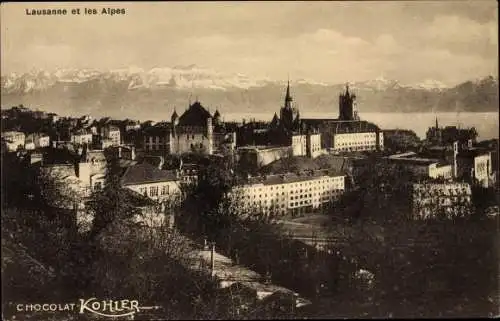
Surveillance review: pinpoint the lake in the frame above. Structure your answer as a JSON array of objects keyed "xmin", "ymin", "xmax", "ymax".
[{"xmin": 223, "ymin": 112, "xmax": 499, "ymax": 141}]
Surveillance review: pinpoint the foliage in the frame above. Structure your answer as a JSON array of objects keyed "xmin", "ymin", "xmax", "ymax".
[{"xmin": 86, "ymin": 157, "xmax": 140, "ymax": 240}]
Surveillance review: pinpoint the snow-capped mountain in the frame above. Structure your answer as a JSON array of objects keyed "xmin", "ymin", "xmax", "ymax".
[
  {"xmin": 351, "ymin": 76, "xmax": 403, "ymax": 91},
  {"xmin": 1, "ymin": 66, "xmax": 497, "ymax": 119},
  {"xmin": 1, "ymin": 65, "xmax": 273, "ymax": 93},
  {"xmin": 1, "ymin": 65, "xmax": 462, "ymax": 94},
  {"xmin": 412, "ymin": 79, "xmax": 450, "ymax": 90}
]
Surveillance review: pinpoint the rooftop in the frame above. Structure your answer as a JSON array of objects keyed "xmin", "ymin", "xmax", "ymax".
[
  {"xmin": 178, "ymin": 101, "xmax": 212, "ymax": 127},
  {"xmin": 302, "ymin": 119, "xmax": 380, "ymax": 134},
  {"xmin": 243, "ymin": 169, "xmax": 344, "ymax": 186},
  {"xmin": 121, "ymin": 162, "xmax": 178, "ymax": 186},
  {"xmin": 238, "ymin": 145, "xmax": 288, "ymax": 152}
]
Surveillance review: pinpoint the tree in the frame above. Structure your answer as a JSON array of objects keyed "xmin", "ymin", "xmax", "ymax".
[{"xmin": 86, "ymin": 156, "xmax": 140, "ymax": 241}]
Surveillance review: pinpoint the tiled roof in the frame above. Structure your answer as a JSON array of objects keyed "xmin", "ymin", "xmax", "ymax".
[
  {"xmin": 178, "ymin": 101, "xmax": 212, "ymax": 127},
  {"xmin": 121, "ymin": 162, "xmax": 178, "ymax": 186}
]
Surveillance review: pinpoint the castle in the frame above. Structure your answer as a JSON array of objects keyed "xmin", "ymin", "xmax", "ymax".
[{"xmin": 143, "ymin": 100, "xmax": 236, "ymax": 157}]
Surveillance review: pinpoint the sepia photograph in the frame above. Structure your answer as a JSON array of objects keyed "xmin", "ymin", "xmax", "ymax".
[{"xmin": 1, "ymin": 1, "xmax": 498, "ymax": 319}]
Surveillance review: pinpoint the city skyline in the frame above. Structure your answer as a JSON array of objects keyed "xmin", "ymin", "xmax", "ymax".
[{"xmin": 1, "ymin": 1, "xmax": 498, "ymax": 86}]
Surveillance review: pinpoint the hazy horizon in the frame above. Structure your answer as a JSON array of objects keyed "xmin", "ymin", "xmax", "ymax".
[{"xmin": 1, "ymin": 1, "xmax": 498, "ymax": 86}]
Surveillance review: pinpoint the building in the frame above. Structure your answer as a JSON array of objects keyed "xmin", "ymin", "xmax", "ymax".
[
  {"xmin": 426, "ymin": 117, "xmax": 478, "ymax": 146},
  {"xmin": 301, "ymin": 85, "xmax": 384, "ymax": 153},
  {"xmin": 1, "ymin": 131, "xmax": 26, "ymax": 152},
  {"xmin": 142, "ymin": 101, "xmax": 236, "ymax": 157},
  {"xmin": 233, "ymin": 169, "xmax": 345, "ymax": 216},
  {"xmin": 337, "ymin": 84, "xmax": 359, "ymax": 121},
  {"xmin": 120, "ymin": 162, "xmax": 181, "ymax": 204},
  {"xmin": 26, "ymin": 133, "xmax": 51, "ymax": 150},
  {"xmin": 410, "ymin": 182, "xmax": 473, "ymax": 220},
  {"xmin": 178, "ymin": 163, "xmax": 199, "ymax": 186},
  {"xmin": 237, "ymin": 145, "xmax": 292, "ymax": 169},
  {"xmin": 77, "ymin": 149, "xmax": 108, "ymax": 194},
  {"xmin": 143, "ymin": 123, "xmax": 172, "ymax": 156},
  {"xmin": 237, "ymin": 82, "xmax": 323, "ymax": 160},
  {"xmin": 124, "ymin": 120, "xmax": 141, "ymax": 132},
  {"xmin": 123, "ymin": 189, "xmax": 174, "ymax": 228},
  {"xmin": 386, "ymin": 152, "xmax": 453, "ymax": 180},
  {"xmin": 24, "ymin": 136, "xmax": 36, "ymax": 150},
  {"xmin": 70, "ymin": 129, "xmax": 93, "ymax": 145},
  {"xmin": 101, "ymin": 125, "xmax": 121, "ymax": 146},
  {"xmin": 279, "ymin": 81, "xmax": 300, "ymax": 133},
  {"xmin": 456, "ymin": 147, "xmax": 495, "ymax": 188},
  {"xmin": 171, "ymin": 101, "xmax": 214, "ymax": 155}
]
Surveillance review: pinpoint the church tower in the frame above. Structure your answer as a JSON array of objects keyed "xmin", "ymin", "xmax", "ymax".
[
  {"xmin": 280, "ymin": 80, "xmax": 295, "ymax": 131},
  {"xmin": 338, "ymin": 84, "xmax": 356, "ymax": 121},
  {"xmin": 171, "ymin": 108, "xmax": 179, "ymax": 130}
]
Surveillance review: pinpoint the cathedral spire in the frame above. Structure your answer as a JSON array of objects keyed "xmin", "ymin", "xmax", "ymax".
[
  {"xmin": 284, "ymin": 79, "xmax": 293, "ymax": 109},
  {"xmin": 345, "ymin": 83, "xmax": 350, "ymax": 96},
  {"xmin": 435, "ymin": 116, "xmax": 439, "ymax": 129}
]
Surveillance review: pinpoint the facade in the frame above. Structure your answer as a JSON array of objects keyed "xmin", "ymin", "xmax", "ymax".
[
  {"xmin": 36, "ymin": 134, "xmax": 51, "ymax": 148},
  {"xmin": 290, "ymin": 133, "xmax": 323, "ymax": 158},
  {"xmin": 101, "ymin": 125, "xmax": 121, "ymax": 146},
  {"xmin": 178, "ymin": 163, "xmax": 199, "ymax": 186},
  {"xmin": 456, "ymin": 148, "xmax": 494, "ymax": 188},
  {"xmin": 233, "ymin": 170, "xmax": 345, "ymax": 216},
  {"xmin": 306, "ymin": 133, "xmax": 322, "ymax": 158},
  {"xmin": 386, "ymin": 152, "xmax": 453, "ymax": 180},
  {"xmin": 1, "ymin": 131, "xmax": 26, "ymax": 151},
  {"xmin": 24, "ymin": 137, "xmax": 36, "ymax": 151},
  {"xmin": 410, "ymin": 182, "xmax": 473, "ymax": 220},
  {"xmin": 292, "ymin": 135, "xmax": 307, "ymax": 157},
  {"xmin": 70, "ymin": 130, "xmax": 93, "ymax": 145},
  {"xmin": 25, "ymin": 133, "xmax": 51, "ymax": 150},
  {"xmin": 143, "ymin": 124, "xmax": 172, "ymax": 156},
  {"xmin": 77, "ymin": 150, "xmax": 108, "ymax": 194},
  {"xmin": 331, "ymin": 131, "xmax": 384, "ymax": 152},
  {"xmin": 120, "ymin": 162, "xmax": 181, "ymax": 203}
]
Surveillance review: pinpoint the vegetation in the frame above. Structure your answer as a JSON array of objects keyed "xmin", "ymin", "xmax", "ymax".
[{"xmin": 1, "ymin": 151, "xmax": 263, "ymax": 320}]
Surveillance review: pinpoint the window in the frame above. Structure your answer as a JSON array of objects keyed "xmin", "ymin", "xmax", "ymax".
[
  {"xmin": 161, "ymin": 185, "xmax": 169, "ymax": 195},
  {"xmin": 150, "ymin": 186, "xmax": 159, "ymax": 197},
  {"xmin": 94, "ymin": 182, "xmax": 102, "ymax": 191},
  {"xmin": 140, "ymin": 187, "xmax": 147, "ymax": 196}
]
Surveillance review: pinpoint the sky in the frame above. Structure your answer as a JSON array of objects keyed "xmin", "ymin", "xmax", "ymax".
[{"xmin": 1, "ymin": 1, "xmax": 498, "ymax": 86}]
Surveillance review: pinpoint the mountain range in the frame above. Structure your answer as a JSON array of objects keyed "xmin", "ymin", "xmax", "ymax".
[{"xmin": 1, "ymin": 65, "xmax": 497, "ymax": 121}]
